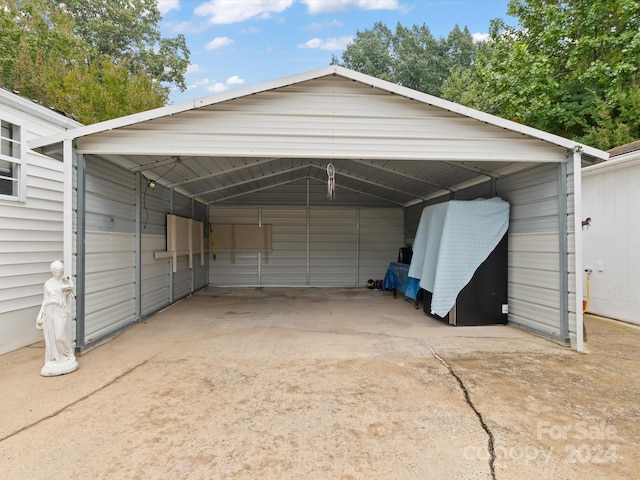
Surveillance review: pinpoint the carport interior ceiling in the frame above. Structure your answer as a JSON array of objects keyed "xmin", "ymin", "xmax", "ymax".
[{"xmin": 64, "ymin": 67, "xmax": 604, "ymax": 207}]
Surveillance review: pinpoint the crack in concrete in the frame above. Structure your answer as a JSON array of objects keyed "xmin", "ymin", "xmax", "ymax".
[
  {"xmin": 416, "ymin": 339, "xmax": 497, "ymax": 480},
  {"xmin": 0, "ymin": 357, "xmax": 155, "ymax": 444}
]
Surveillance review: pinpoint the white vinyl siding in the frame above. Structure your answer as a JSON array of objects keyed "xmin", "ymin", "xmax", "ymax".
[
  {"xmin": 582, "ymin": 157, "xmax": 640, "ymax": 325},
  {"xmin": 0, "ymin": 91, "xmax": 79, "ymax": 355}
]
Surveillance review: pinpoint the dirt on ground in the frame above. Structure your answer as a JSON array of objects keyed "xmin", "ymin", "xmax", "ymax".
[{"xmin": 0, "ymin": 287, "xmax": 638, "ymax": 479}]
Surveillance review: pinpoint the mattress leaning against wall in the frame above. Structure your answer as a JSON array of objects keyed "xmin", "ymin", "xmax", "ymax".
[{"xmin": 408, "ymin": 198, "xmax": 510, "ymax": 317}]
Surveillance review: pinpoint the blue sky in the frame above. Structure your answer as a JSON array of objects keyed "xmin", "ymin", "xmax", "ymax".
[{"xmin": 158, "ymin": 0, "xmax": 513, "ymax": 104}]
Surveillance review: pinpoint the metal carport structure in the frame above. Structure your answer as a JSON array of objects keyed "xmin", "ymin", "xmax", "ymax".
[{"xmin": 30, "ymin": 66, "xmax": 608, "ymax": 352}]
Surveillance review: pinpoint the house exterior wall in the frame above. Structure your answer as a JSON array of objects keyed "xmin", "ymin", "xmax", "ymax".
[
  {"xmin": 0, "ymin": 91, "xmax": 80, "ymax": 355},
  {"xmin": 208, "ymin": 205, "xmax": 403, "ymax": 287},
  {"xmin": 582, "ymin": 155, "xmax": 640, "ymax": 326}
]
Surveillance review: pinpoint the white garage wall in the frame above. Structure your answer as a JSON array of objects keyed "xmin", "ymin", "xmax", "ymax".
[
  {"xmin": 208, "ymin": 206, "xmax": 403, "ymax": 287},
  {"xmin": 261, "ymin": 207, "xmax": 307, "ymax": 285},
  {"xmin": 81, "ymin": 157, "xmax": 208, "ymax": 349},
  {"xmin": 140, "ymin": 181, "xmax": 171, "ymax": 316},
  {"xmin": 359, "ymin": 208, "xmax": 404, "ymax": 283},
  {"xmin": 404, "ymin": 164, "xmax": 574, "ymax": 344},
  {"xmin": 499, "ymin": 163, "xmax": 572, "ymax": 343},
  {"xmin": 83, "ymin": 158, "xmax": 137, "ymax": 344}
]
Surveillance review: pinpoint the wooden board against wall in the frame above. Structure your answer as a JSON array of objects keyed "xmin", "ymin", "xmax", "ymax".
[
  {"xmin": 210, "ymin": 224, "xmax": 272, "ymax": 253},
  {"xmin": 155, "ymin": 214, "xmax": 205, "ymax": 272}
]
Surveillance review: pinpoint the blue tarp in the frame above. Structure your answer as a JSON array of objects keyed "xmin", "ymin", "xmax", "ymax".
[
  {"xmin": 408, "ymin": 198, "xmax": 509, "ymax": 317},
  {"xmin": 382, "ymin": 262, "xmax": 421, "ymax": 300}
]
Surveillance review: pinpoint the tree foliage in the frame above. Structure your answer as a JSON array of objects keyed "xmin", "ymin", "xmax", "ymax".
[
  {"xmin": 0, "ymin": 0, "xmax": 189, "ymax": 123},
  {"xmin": 61, "ymin": 0, "xmax": 189, "ymax": 91},
  {"xmin": 442, "ymin": 0, "xmax": 640, "ymax": 150},
  {"xmin": 332, "ymin": 22, "xmax": 485, "ymax": 97}
]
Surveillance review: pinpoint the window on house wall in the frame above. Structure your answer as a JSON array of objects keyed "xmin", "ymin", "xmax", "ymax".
[{"xmin": 0, "ymin": 119, "xmax": 22, "ymax": 200}]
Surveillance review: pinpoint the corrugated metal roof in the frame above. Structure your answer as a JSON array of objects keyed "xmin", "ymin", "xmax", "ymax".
[{"xmin": 31, "ymin": 67, "xmax": 610, "ymax": 207}]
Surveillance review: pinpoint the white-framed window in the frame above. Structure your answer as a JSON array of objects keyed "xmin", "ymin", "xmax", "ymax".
[{"xmin": 0, "ymin": 119, "xmax": 23, "ymax": 200}]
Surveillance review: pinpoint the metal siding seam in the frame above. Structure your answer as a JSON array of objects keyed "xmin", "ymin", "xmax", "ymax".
[
  {"xmin": 169, "ymin": 188, "xmax": 174, "ymax": 303},
  {"xmin": 356, "ymin": 208, "xmax": 360, "ymax": 286},
  {"xmin": 558, "ymin": 162, "xmax": 569, "ymax": 343},
  {"xmin": 76, "ymin": 153, "xmax": 86, "ymax": 352}
]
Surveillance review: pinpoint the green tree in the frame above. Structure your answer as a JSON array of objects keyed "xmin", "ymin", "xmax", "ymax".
[
  {"xmin": 442, "ymin": 0, "xmax": 640, "ymax": 150},
  {"xmin": 0, "ymin": 0, "xmax": 189, "ymax": 123},
  {"xmin": 332, "ymin": 22, "xmax": 483, "ymax": 97},
  {"xmin": 332, "ymin": 22, "xmax": 395, "ymax": 83},
  {"xmin": 59, "ymin": 0, "xmax": 189, "ymax": 91}
]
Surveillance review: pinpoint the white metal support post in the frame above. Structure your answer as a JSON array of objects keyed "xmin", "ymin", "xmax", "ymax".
[
  {"xmin": 573, "ymin": 149, "xmax": 584, "ymax": 353},
  {"xmin": 63, "ymin": 139, "xmax": 73, "ymax": 277}
]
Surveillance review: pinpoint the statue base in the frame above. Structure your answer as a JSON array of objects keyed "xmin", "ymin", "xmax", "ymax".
[{"xmin": 40, "ymin": 358, "xmax": 79, "ymax": 377}]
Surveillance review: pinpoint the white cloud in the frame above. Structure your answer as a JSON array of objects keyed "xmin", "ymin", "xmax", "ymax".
[
  {"xmin": 205, "ymin": 36, "xmax": 235, "ymax": 50},
  {"xmin": 472, "ymin": 32, "xmax": 490, "ymax": 43},
  {"xmin": 226, "ymin": 75, "xmax": 245, "ymax": 86},
  {"xmin": 302, "ymin": 0, "xmax": 398, "ymax": 14},
  {"xmin": 303, "ymin": 19, "xmax": 344, "ymax": 32},
  {"xmin": 191, "ymin": 75, "xmax": 246, "ymax": 94},
  {"xmin": 299, "ymin": 36, "xmax": 353, "ymax": 51},
  {"xmin": 207, "ymin": 82, "xmax": 229, "ymax": 93},
  {"xmin": 157, "ymin": 0, "xmax": 180, "ymax": 15},
  {"xmin": 186, "ymin": 64, "xmax": 205, "ymax": 74},
  {"xmin": 195, "ymin": 0, "xmax": 294, "ymax": 24}
]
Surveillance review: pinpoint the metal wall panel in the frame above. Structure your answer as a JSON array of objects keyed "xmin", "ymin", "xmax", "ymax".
[
  {"xmin": 141, "ymin": 182, "xmax": 171, "ymax": 235},
  {"xmin": 359, "ymin": 208, "xmax": 404, "ymax": 285},
  {"xmin": 260, "ymin": 207, "xmax": 307, "ymax": 285},
  {"xmin": 83, "ymin": 158, "xmax": 137, "ymax": 344},
  {"xmin": 498, "ymin": 163, "xmax": 566, "ymax": 340},
  {"xmin": 172, "ymin": 191, "xmax": 192, "ymax": 218},
  {"xmin": 309, "ymin": 207, "xmax": 357, "ymax": 286},
  {"xmin": 208, "ymin": 205, "xmax": 403, "ymax": 287},
  {"xmin": 140, "ymin": 179, "xmax": 206, "ymax": 313},
  {"xmin": 84, "ymin": 232, "xmax": 136, "ymax": 342},
  {"xmin": 85, "ymin": 156, "xmax": 136, "ymax": 233},
  {"xmin": 212, "ymin": 178, "xmax": 395, "ymax": 207},
  {"xmin": 141, "ymin": 234, "xmax": 169, "ymax": 316},
  {"xmin": 193, "ymin": 200, "xmax": 208, "ymax": 290},
  {"xmin": 173, "ymin": 255, "xmax": 192, "ymax": 299},
  {"xmin": 405, "ymin": 203, "xmax": 424, "ymax": 244},
  {"xmin": 79, "ymin": 77, "xmax": 568, "ymax": 163}
]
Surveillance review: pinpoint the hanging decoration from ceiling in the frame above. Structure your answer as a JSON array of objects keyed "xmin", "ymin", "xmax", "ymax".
[{"xmin": 327, "ymin": 162, "xmax": 336, "ymax": 200}]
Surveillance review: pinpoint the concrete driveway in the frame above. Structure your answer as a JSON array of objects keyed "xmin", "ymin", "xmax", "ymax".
[{"xmin": 1, "ymin": 287, "xmax": 638, "ymax": 479}]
